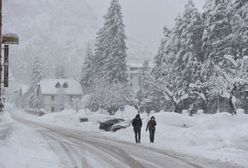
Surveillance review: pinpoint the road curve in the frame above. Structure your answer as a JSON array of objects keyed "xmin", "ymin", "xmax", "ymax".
[{"xmin": 11, "ymin": 113, "xmax": 238, "ymax": 168}]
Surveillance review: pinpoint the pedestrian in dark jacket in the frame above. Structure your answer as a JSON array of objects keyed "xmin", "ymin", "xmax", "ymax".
[
  {"xmin": 146, "ymin": 116, "xmax": 157, "ymax": 143},
  {"xmin": 132, "ymin": 114, "xmax": 142, "ymax": 143}
]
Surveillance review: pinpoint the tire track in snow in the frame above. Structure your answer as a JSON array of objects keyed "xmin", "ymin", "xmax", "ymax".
[
  {"xmin": 42, "ymin": 133, "xmax": 83, "ymax": 168},
  {"xmin": 42, "ymin": 130, "xmax": 143, "ymax": 168}
]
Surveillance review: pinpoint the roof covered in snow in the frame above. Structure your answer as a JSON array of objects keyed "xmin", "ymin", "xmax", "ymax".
[{"xmin": 39, "ymin": 79, "xmax": 82, "ymax": 95}]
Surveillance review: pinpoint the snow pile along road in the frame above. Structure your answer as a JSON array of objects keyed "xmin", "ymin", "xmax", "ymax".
[
  {"xmin": 0, "ymin": 110, "xmax": 61, "ymax": 168},
  {"xmin": 0, "ymin": 112, "xmax": 12, "ymax": 139}
]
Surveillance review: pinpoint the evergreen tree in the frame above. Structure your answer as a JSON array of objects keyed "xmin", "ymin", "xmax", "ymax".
[
  {"xmin": 171, "ymin": 14, "xmax": 183, "ymax": 61},
  {"xmin": 173, "ymin": 0, "xmax": 203, "ymax": 94},
  {"xmin": 28, "ymin": 56, "xmax": 42, "ymax": 108},
  {"xmin": 80, "ymin": 45, "xmax": 94, "ymax": 93},
  {"xmin": 232, "ymin": 0, "xmax": 248, "ymax": 57},
  {"xmin": 94, "ymin": 0, "xmax": 128, "ymax": 84},
  {"xmin": 152, "ymin": 26, "xmax": 172, "ymax": 79},
  {"xmin": 149, "ymin": 0, "xmax": 248, "ymax": 114},
  {"xmin": 202, "ymin": 0, "xmax": 233, "ymax": 63},
  {"xmin": 149, "ymin": 16, "xmax": 184, "ymax": 112},
  {"xmin": 150, "ymin": 2, "xmax": 205, "ymax": 113},
  {"xmin": 200, "ymin": 0, "xmax": 234, "ymax": 112}
]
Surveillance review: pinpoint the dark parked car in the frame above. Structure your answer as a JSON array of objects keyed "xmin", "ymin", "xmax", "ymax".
[{"xmin": 99, "ymin": 119, "xmax": 125, "ymax": 132}]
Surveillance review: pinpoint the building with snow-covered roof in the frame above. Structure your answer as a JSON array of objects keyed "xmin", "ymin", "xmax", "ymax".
[{"xmin": 38, "ymin": 79, "xmax": 82, "ymax": 112}]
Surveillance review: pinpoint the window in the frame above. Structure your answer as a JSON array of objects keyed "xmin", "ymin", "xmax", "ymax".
[
  {"xmin": 55, "ymin": 82, "xmax": 61, "ymax": 88},
  {"xmin": 51, "ymin": 107, "xmax": 55, "ymax": 112},
  {"xmin": 130, "ymin": 74, "xmax": 133, "ymax": 79},
  {"xmin": 130, "ymin": 83, "xmax": 133, "ymax": 87},
  {"xmin": 51, "ymin": 95, "xmax": 55, "ymax": 101},
  {"xmin": 63, "ymin": 82, "xmax": 68, "ymax": 88}
]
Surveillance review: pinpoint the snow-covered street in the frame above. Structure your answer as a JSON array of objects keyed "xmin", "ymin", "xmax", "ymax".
[
  {"xmin": 0, "ymin": 105, "xmax": 246, "ymax": 168},
  {"xmin": 10, "ymin": 117, "xmax": 199, "ymax": 168}
]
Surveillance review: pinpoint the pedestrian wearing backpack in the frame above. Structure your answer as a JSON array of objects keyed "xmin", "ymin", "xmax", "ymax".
[
  {"xmin": 146, "ymin": 116, "xmax": 157, "ymax": 143},
  {"xmin": 132, "ymin": 114, "xmax": 142, "ymax": 143}
]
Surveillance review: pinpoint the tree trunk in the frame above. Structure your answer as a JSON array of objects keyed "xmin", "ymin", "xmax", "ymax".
[
  {"xmin": 173, "ymin": 101, "xmax": 180, "ymax": 113},
  {"xmin": 229, "ymin": 95, "xmax": 236, "ymax": 115}
]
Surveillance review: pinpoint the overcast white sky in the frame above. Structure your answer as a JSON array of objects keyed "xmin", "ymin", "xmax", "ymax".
[{"xmin": 87, "ymin": 0, "xmax": 206, "ymax": 53}]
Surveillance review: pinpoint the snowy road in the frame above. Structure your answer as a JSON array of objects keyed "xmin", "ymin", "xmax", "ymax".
[{"xmin": 11, "ymin": 114, "xmax": 236, "ymax": 168}]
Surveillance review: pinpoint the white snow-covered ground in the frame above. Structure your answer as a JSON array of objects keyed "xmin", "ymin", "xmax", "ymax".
[
  {"xmin": 1, "ymin": 105, "xmax": 248, "ymax": 167},
  {"xmin": 0, "ymin": 108, "xmax": 61, "ymax": 168}
]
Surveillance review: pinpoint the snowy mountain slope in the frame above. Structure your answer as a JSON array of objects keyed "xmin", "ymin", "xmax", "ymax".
[{"xmin": 3, "ymin": 0, "xmax": 97, "ymax": 83}]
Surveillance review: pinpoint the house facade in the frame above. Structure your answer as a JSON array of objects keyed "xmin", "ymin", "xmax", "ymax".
[
  {"xmin": 17, "ymin": 85, "xmax": 29, "ymax": 109},
  {"xmin": 38, "ymin": 79, "xmax": 83, "ymax": 112}
]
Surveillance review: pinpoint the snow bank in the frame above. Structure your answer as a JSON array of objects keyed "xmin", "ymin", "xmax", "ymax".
[
  {"xmin": 0, "ymin": 108, "xmax": 61, "ymax": 168},
  {"xmin": 0, "ymin": 123, "xmax": 61, "ymax": 168},
  {"xmin": 155, "ymin": 112, "xmax": 196, "ymax": 127},
  {"xmin": 0, "ymin": 112, "xmax": 12, "ymax": 139},
  {"xmin": 0, "ymin": 123, "xmax": 11, "ymax": 140}
]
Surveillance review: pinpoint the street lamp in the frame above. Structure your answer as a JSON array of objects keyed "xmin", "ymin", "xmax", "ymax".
[{"xmin": 2, "ymin": 33, "xmax": 19, "ymax": 44}]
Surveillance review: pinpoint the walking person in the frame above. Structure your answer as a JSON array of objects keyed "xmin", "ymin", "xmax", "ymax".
[
  {"xmin": 132, "ymin": 114, "xmax": 142, "ymax": 143},
  {"xmin": 146, "ymin": 116, "xmax": 157, "ymax": 143}
]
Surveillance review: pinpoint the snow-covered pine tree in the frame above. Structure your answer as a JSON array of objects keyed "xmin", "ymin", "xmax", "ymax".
[
  {"xmin": 55, "ymin": 65, "xmax": 66, "ymax": 79},
  {"xmin": 149, "ymin": 15, "xmax": 185, "ymax": 112},
  {"xmin": 28, "ymin": 56, "xmax": 42, "ymax": 108},
  {"xmin": 199, "ymin": 0, "xmax": 235, "ymax": 112},
  {"xmin": 172, "ymin": 14, "xmax": 184, "ymax": 58},
  {"xmin": 80, "ymin": 45, "xmax": 94, "ymax": 93},
  {"xmin": 173, "ymin": 0, "xmax": 203, "ymax": 96},
  {"xmin": 150, "ymin": 2, "xmax": 205, "ymax": 113},
  {"xmin": 202, "ymin": 0, "xmax": 233, "ymax": 63},
  {"xmin": 94, "ymin": 0, "xmax": 128, "ymax": 84},
  {"xmin": 232, "ymin": 0, "xmax": 248, "ymax": 57},
  {"xmin": 152, "ymin": 26, "xmax": 172, "ymax": 80}
]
